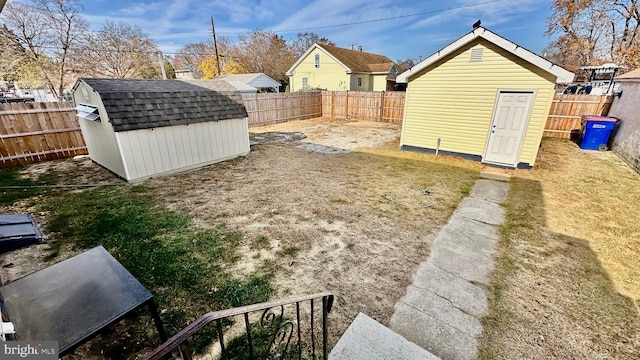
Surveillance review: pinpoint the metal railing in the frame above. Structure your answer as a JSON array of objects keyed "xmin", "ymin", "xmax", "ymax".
[{"xmin": 144, "ymin": 292, "xmax": 334, "ymax": 360}]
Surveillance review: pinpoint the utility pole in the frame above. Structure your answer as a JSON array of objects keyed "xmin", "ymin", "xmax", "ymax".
[
  {"xmin": 158, "ymin": 51, "xmax": 167, "ymax": 79},
  {"xmin": 349, "ymin": 43, "xmax": 358, "ymax": 51},
  {"xmin": 211, "ymin": 16, "xmax": 221, "ymax": 76}
]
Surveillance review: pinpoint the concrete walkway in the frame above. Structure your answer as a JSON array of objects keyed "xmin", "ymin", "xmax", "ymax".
[
  {"xmin": 330, "ymin": 313, "xmax": 440, "ymax": 360},
  {"xmin": 389, "ymin": 176, "xmax": 510, "ymax": 360}
]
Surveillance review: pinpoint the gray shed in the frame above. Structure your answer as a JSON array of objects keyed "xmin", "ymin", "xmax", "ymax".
[{"xmin": 72, "ymin": 78, "xmax": 249, "ymax": 182}]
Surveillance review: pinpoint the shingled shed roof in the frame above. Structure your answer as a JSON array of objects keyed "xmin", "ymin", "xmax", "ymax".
[
  {"xmin": 77, "ymin": 78, "xmax": 248, "ymax": 132},
  {"xmin": 318, "ymin": 44, "xmax": 395, "ymax": 73}
]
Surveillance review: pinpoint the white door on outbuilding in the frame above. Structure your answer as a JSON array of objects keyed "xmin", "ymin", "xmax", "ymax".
[{"xmin": 484, "ymin": 91, "xmax": 534, "ymax": 166}]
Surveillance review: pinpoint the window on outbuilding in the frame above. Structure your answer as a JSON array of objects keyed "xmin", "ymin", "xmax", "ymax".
[
  {"xmin": 302, "ymin": 77, "xmax": 309, "ymax": 89},
  {"xmin": 75, "ymin": 104, "xmax": 101, "ymax": 122},
  {"xmin": 357, "ymin": 77, "xmax": 363, "ymax": 87},
  {"xmin": 314, "ymin": 53, "xmax": 320, "ymax": 68}
]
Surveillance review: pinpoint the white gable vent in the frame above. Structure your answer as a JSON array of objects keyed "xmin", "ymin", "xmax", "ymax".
[{"xmin": 469, "ymin": 47, "xmax": 484, "ymax": 62}]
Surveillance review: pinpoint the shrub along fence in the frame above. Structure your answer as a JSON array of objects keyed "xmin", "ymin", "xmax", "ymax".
[
  {"xmin": 0, "ymin": 102, "xmax": 87, "ymax": 168},
  {"xmin": 0, "ymin": 91, "xmax": 614, "ymax": 167}
]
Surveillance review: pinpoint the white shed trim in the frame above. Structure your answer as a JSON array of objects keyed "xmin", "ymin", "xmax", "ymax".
[
  {"xmin": 114, "ymin": 133, "xmax": 132, "ymax": 180},
  {"xmin": 396, "ymin": 27, "xmax": 575, "ymax": 84}
]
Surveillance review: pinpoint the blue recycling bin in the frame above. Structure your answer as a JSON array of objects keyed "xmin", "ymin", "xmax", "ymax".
[{"xmin": 579, "ymin": 115, "xmax": 619, "ymax": 150}]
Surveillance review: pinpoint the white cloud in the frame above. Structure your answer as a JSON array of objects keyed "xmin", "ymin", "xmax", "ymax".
[
  {"xmin": 118, "ymin": 2, "xmax": 165, "ymax": 16},
  {"xmin": 79, "ymin": 0, "xmax": 551, "ymax": 62}
]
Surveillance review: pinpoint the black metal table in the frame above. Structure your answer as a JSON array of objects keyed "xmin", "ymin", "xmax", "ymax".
[{"xmin": 0, "ymin": 246, "xmax": 167, "ymax": 356}]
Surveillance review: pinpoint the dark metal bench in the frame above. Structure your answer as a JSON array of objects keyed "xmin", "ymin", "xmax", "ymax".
[{"xmin": 0, "ymin": 245, "xmax": 167, "ymax": 356}]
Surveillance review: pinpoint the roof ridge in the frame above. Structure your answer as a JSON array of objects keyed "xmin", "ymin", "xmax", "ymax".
[
  {"xmin": 317, "ymin": 44, "xmax": 394, "ymax": 73},
  {"xmin": 396, "ymin": 27, "xmax": 574, "ymax": 83}
]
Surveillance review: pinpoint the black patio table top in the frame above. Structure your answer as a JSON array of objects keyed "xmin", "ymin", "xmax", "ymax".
[{"xmin": 0, "ymin": 245, "xmax": 166, "ymax": 356}]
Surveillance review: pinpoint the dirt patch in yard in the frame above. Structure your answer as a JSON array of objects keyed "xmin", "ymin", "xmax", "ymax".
[
  {"xmin": 0, "ymin": 118, "xmax": 480, "ymax": 357},
  {"xmin": 150, "ymin": 119, "xmax": 478, "ymax": 345},
  {"xmin": 251, "ymin": 117, "xmax": 402, "ymax": 153}
]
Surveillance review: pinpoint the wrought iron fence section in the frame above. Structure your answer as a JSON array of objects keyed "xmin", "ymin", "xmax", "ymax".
[{"xmin": 144, "ymin": 292, "xmax": 334, "ymax": 360}]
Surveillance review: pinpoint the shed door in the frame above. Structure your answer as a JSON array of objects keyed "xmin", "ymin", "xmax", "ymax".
[{"xmin": 484, "ymin": 91, "xmax": 534, "ymax": 166}]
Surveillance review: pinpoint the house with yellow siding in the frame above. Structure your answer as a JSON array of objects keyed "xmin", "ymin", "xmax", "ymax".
[
  {"xmin": 286, "ymin": 44, "xmax": 400, "ymax": 92},
  {"xmin": 397, "ymin": 27, "xmax": 574, "ymax": 168}
]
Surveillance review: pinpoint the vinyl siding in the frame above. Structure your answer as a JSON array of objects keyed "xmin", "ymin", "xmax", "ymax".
[
  {"xmin": 350, "ymin": 73, "xmax": 371, "ymax": 91},
  {"xmin": 116, "ymin": 118, "xmax": 249, "ymax": 181},
  {"xmin": 401, "ymin": 39, "xmax": 556, "ymax": 166},
  {"xmin": 372, "ymin": 74, "xmax": 388, "ymax": 91},
  {"xmin": 289, "ymin": 48, "xmax": 351, "ymax": 91},
  {"xmin": 72, "ymin": 82, "xmax": 127, "ymax": 178}
]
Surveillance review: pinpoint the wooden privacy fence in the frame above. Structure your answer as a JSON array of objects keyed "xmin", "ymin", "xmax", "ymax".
[
  {"xmin": 0, "ymin": 92, "xmax": 615, "ymax": 168},
  {"xmin": 319, "ymin": 92, "xmax": 614, "ymax": 136},
  {"xmin": 321, "ymin": 91, "xmax": 405, "ymax": 124},
  {"xmin": 243, "ymin": 92, "xmax": 322, "ymax": 127},
  {"xmin": 0, "ymin": 102, "xmax": 87, "ymax": 168},
  {"xmin": 543, "ymin": 94, "xmax": 613, "ymax": 138}
]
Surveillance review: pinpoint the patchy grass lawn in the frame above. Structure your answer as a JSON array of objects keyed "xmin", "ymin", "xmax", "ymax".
[
  {"xmin": 0, "ymin": 119, "xmax": 480, "ymax": 358},
  {"xmin": 479, "ymin": 138, "xmax": 640, "ymax": 359}
]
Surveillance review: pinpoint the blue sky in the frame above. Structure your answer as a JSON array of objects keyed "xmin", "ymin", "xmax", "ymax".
[{"xmin": 82, "ymin": 0, "xmax": 555, "ymax": 62}]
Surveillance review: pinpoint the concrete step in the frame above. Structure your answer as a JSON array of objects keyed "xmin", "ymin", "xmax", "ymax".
[
  {"xmin": 329, "ymin": 313, "xmax": 440, "ymax": 360},
  {"xmin": 479, "ymin": 168, "xmax": 513, "ymax": 182}
]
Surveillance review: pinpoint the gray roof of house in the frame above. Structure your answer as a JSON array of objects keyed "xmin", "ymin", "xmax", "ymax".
[
  {"xmin": 78, "ymin": 78, "xmax": 248, "ymax": 132},
  {"xmin": 175, "ymin": 64, "xmax": 197, "ymax": 72},
  {"xmin": 213, "ymin": 73, "xmax": 280, "ymax": 88},
  {"xmin": 182, "ymin": 79, "xmax": 258, "ymax": 93}
]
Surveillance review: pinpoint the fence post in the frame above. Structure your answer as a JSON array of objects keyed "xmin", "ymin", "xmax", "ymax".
[
  {"xmin": 597, "ymin": 95, "xmax": 606, "ymax": 115},
  {"xmin": 379, "ymin": 91, "xmax": 385, "ymax": 122},
  {"xmin": 330, "ymin": 91, "xmax": 334, "ymax": 118},
  {"xmin": 345, "ymin": 91, "xmax": 349, "ymax": 120}
]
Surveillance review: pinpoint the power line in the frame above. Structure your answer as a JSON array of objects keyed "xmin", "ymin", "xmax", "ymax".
[
  {"xmin": 10, "ymin": 0, "xmax": 506, "ymax": 55},
  {"xmin": 262, "ymin": 0, "xmax": 505, "ymax": 35},
  {"xmin": 89, "ymin": 0, "xmax": 507, "ymax": 41}
]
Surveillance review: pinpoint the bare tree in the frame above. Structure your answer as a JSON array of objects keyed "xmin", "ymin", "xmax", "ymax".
[
  {"xmin": 0, "ymin": 25, "xmax": 27, "ymax": 82},
  {"xmin": 396, "ymin": 58, "xmax": 416, "ymax": 71},
  {"xmin": 2, "ymin": 1, "xmax": 56, "ymax": 92},
  {"xmin": 607, "ymin": 0, "xmax": 640, "ymax": 68},
  {"xmin": 173, "ymin": 41, "xmax": 210, "ymax": 70},
  {"xmin": 78, "ymin": 21, "xmax": 160, "ymax": 78},
  {"xmin": 546, "ymin": 0, "xmax": 640, "ymax": 70},
  {"xmin": 1, "ymin": 0, "xmax": 87, "ymax": 100},
  {"xmin": 173, "ymin": 37, "xmax": 237, "ymax": 78},
  {"xmin": 234, "ymin": 30, "xmax": 296, "ymax": 83},
  {"xmin": 290, "ymin": 32, "xmax": 335, "ymax": 57}
]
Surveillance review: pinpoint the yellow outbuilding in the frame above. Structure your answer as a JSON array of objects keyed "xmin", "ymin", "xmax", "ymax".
[{"xmin": 397, "ymin": 27, "xmax": 574, "ymax": 168}]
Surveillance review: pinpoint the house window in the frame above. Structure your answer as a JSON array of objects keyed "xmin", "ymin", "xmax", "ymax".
[
  {"xmin": 302, "ymin": 77, "xmax": 309, "ymax": 89},
  {"xmin": 314, "ymin": 53, "xmax": 320, "ymax": 68},
  {"xmin": 357, "ymin": 77, "xmax": 363, "ymax": 87},
  {"xmin": 75, "ymin": 104, "xmax": 101, "ymax": 123}
]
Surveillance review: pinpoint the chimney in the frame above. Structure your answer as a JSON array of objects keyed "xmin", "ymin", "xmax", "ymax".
[{"xmin": 358, "ymin": 46, "xmax": 362, "ymax": 52}]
